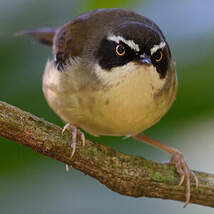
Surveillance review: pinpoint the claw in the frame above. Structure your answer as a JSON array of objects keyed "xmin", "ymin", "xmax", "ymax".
[
  {"xmin": 191, "ymin": 171, "xmax": 199, "ymax": 189},
  {"xmin": 133, "ymin": 134, "xmax": 198, "ymax": 207},
  {"xmin": 77, "ymin": 129, "xmax": 86, "ymax": 147},
  {"xmin": 170, "ymin": 150, "xmax": 198, "ymax": 207},
  {"xmin": 65, "ymin": 164, "xmax": 71, "ymax": 172},
  {"xmin": 62, "ymin": 123, "xmax": 70, "ymax": 134},
  {"xmin": 178, "ymin": 174, "xmax": 185, "ymax": 186},
  {"xmin": 62, "ymin": 123, "xmax": 86, "ymax": 171}
]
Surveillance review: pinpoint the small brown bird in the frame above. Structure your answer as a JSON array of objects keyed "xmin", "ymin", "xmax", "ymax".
[{"xmin": 18, "ymin": 8, "xmax": 198, "ymax": 206}]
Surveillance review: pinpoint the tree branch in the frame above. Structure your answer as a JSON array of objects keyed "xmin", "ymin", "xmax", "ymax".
[{"xmin": 0, "ymin": 101, "xmax": 213, "ymax": 207}]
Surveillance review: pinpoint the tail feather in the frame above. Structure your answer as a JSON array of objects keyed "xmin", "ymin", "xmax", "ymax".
[{"xmin": 15, "ymin": 27, "xmax": 56, "ymax": 46}]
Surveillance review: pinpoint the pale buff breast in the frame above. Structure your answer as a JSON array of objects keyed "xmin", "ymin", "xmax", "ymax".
[{"xmin": 43, "ymin": 60, "xmax": 177, "ymax": 136}]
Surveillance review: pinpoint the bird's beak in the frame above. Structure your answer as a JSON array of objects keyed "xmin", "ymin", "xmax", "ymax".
[{"xmin": 138, "ymin": 54, "xmax": 152, "ymax": 65}]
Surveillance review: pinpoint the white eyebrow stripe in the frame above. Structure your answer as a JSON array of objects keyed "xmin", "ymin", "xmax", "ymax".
[
  {"xmin": 107, "ymin": 34, "xmax": 140, "ymax": 52},
  {"xmin": 150, "ymin": 41, "xmax": 166, "ymax": 55}
]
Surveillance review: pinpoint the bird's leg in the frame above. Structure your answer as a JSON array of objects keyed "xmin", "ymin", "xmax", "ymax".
[
  {"xmin": 133, "ymin": 133, "xmax": 198, "ymax": 207},
  {"xmin": 62, "ymin": 123, "xmax": 85, "ymax": 171}
]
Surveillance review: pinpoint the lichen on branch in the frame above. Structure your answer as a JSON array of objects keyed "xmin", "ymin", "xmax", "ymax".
[{"xmin": 0, "ymin": 101, "xmax": 214, "ymax": 207}]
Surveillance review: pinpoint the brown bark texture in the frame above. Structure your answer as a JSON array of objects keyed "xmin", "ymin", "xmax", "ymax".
[{"xmin": 0, "ymin": 101, "xmax": 214, "ymax": 207}]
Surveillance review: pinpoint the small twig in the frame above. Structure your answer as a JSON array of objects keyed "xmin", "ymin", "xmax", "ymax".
[{"xmin": 0, "ymin": 101, "xmax": 214, "ymax": 207}]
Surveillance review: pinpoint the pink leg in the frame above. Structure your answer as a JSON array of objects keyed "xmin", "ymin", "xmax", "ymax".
[
  {"xmin": 134, "ymin": 133, "xmax": 198, "ymax": 207},
  {"xmin": 62, "ymin": 123, "xmax": 85, "ymax": 171}
]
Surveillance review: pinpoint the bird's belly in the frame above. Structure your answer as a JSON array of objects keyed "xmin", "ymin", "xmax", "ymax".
[
  {"xmin": 72, "ymin": 84, "xmax": 171, "ymax": 136},
  {"xmin": 77, "ymin": 94, "xmax": 163, "ymax": 136},
  {"xmin": 46, "ymin": 76, "xmax": 174, "ymax": 136},
  {"xmin": 43, "ymin": 61, "xmax": 176, "ymax": 136}
]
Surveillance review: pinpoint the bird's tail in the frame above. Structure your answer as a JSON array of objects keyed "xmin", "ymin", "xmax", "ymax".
[{"xmin": 15, "ymin": 27, "xmax": 56, "ymax": 46}]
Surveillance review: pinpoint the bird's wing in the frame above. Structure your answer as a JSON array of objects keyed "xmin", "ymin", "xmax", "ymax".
[
  {"xmin": 52, "ymin": 18, "xmax": 88, "ymax": 70},
  {"xmin": 16, "ymin": 19, "xmax": 87, "ymax": 71}
]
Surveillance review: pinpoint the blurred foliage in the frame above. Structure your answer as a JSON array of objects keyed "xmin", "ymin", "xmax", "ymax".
[{"xmin": 84, "ymin": 0, "xmax": 135, "ymax": 10}]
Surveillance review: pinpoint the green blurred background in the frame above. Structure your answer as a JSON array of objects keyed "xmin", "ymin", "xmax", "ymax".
[{"xmin": 1, "ymin": 0, "xmax": 214, "ymax": 213}]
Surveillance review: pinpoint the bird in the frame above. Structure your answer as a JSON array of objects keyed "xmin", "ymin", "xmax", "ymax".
[{"xmin": 17, "ymin": 8, "xmax": 198, "ymax": 207}]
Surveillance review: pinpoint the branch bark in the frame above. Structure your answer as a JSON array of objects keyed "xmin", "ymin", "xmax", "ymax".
[{"xmin": 0, "ymin": 101, "xmax": 213, "ymax": 207}]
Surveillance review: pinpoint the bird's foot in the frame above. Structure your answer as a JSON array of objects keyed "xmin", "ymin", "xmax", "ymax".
[
  {"xmin": 133, "ymin": 134, "xmax": 198, "ymax": 207},
  {"xmin": 170, "ymin": 149, "xmax": 198, "ymax": 207},
  {"xmin": 62, "ymin": 123, "xmax": 85, "ymax": 171}
]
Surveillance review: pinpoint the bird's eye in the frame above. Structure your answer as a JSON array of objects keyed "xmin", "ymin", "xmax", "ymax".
[
  {"xmin": 153, "ymin": 50, "xmax": 163, "ymax": 62},
  {"xmin": 116, "ymin": 44, "xmax": 126, "ymax": 56}
]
